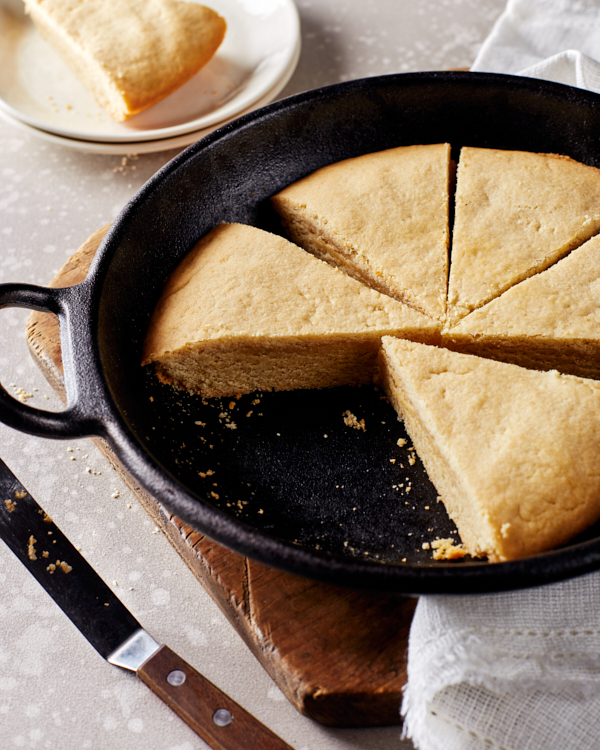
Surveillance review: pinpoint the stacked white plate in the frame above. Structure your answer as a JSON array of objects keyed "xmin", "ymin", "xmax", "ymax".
[{"xmin": 0, "ymin": 0, "xmax": 300, "ymax": 154}]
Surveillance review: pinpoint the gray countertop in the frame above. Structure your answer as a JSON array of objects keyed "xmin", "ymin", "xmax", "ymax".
[{"xmin": 0, "ymin": 1, "xmax": 504, "ymax": 747}]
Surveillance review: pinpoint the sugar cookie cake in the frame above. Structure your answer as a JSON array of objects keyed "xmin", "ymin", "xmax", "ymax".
[
  {"xmin": 271, "ymin": 144, "xmax": 452, "ymax": 322},
  {"xmin": 379, "ymin": 337, "xmax": 600, "ymax": 562},
  {"xmin": 142, "ymin": 223, "xmax": 439, "ymax": 397},
  {"xmin": 444, "ymin": 233, "xmax": 600, "ymax": 380},
  {"xmin": 447, "ymin": 147, "xmax": 600, "ymax": 324},
  {"xmin": 143, "ymin": 145, "xmax": 600, "ymax": 561},
  {"xmin": 24, "ymin": 0, "xmax": 226, "ymax": 121}
]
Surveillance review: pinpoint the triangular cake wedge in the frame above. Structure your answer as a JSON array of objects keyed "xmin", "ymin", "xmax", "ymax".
[
  {"xmin": 270, "ymin": 144, "xmax": 452, "ymax": 322},
  {"xmin": 142, "ymin": 223, "xmax": 439, "ymax": 397},
  {"xmin": 447, "ymin": 147, "xmax": 600, "ymax": 324},
  {"xmin": 444, "ymin": 233, "xmax": 600, "ymax": 379},
  {"xmin": 379, "ymin": 337, "xmax": 600, "ymax": 561},
  {"xmin": 24, "ymin": 0, "xmax": 226, "ymax": 121}
]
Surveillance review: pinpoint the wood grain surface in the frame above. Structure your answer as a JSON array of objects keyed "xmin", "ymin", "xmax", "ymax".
[{"xmin": 25, "ymin": 227, "xmax": 416, "ymax": 728}]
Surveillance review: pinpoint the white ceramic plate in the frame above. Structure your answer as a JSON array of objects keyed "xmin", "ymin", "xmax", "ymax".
[
  {"xmin": 0, "ymin": 47, "xmax": 298, "ymax": 155},
  {"xmin": 0, "ymin": 0, "xmax": 300, "ymax": 143}
]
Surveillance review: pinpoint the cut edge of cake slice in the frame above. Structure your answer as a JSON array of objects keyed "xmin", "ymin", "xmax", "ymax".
[
  {"xmin": 379, "ymin": 337, "xmax": 600, "ymax": 562},
  {"xmin": 142, "ymin": 223, "xmax": 440, "ymax": 397},
  {"xmin": 444, "ymin": 232, "xmax": 600, "ymax": 379},
  {"xmin": 271, "ymin": 144, "xmax": 452, "ymax": 322}
]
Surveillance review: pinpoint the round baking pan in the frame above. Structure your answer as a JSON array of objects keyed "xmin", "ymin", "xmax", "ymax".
[{"xmin": 3, "ymin": 71, "xmax": 600, "ymax": 594}]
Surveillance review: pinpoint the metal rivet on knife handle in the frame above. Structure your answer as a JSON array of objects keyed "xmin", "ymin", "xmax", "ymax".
[
  {"xmin": 137, "ymin": 645, "xmax": 295, "ymax": 750},
  {"xmin": 167, "ymin": 669, "xmax": 186, "ymax": 686},
  {"xmin": 213, "ymin": 708, "xmax": 233, "ymax": 727}
]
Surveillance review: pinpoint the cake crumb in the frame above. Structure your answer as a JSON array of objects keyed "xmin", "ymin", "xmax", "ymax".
[
  {"xmin": 397, "ymin": 438, "xmax": 407, "ymax": 448},
  {"xmin": 4, "ymin": 499, "xmax": 16, "ymax": 513},
  {"xmin": 42, "ymin": 551, "xmax": 49, "ymax": 558},
  {"xmin": 46, "ymin": 563, "xmax": 56, "ymax": 574},
  {"xmin": 342, "ymin": 410, "xmax": 366, "ymax": 431},
  {"xmin": 431, "ymin": 538, "xmax": 467, "ymax": 561},
  {"xmin": 111, "ymin": 490, "xmax": 120, "ymax": 498},
  {"xmin": 422, "ymin": 542, "xmax": 431, "ymax": 550},
  {"xmin": 12, "ymin": 386, "xmax": 33, "ymax": 403},
  {"xmin": 15, "ymin": 490, "xmax": 26, "ymax": 499},
  {"xmin": 27, "ymin": 536, "xmax": 37, "ymax": 560},
  {"xmin": 57, "ymin": 560, "xmax": 72, "ymax": 573},
  {"xmin": 199, "ymin": 470, "xmax": 215, "ymax": 478},
  {"xmin": 389, "ymin": 458, "xmax": 396, "ymax": 464}
]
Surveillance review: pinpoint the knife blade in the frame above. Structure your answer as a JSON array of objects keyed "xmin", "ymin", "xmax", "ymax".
[{"xmin": 0, "ymin": 457, "xmax": 294, "ymax": 750}]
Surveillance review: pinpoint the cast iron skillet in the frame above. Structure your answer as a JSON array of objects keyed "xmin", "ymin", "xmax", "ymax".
[{"xmin": 3, "ymin": 71, "xmax": 600, "ymax": 594}]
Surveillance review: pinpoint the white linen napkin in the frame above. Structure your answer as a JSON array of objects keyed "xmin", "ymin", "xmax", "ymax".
[
  {"xmin": 402, "ymin": 573, "xmax": 600, "ymax": 750},
  {"xmin": 402, "ymin": 2, "xmax": 600, "ymax": 749},
  {"xmin": 471, "ymin": 0, "xmax": 600, "ymax": 89}
]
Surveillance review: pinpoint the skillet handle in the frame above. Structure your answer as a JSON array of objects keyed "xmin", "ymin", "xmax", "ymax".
[{"xmin": 0, "ymin": 282, "xmax": 99, "ymax": 439}]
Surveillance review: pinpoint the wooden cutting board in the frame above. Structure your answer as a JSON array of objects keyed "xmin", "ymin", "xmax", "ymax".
[{"xmin": 25, "ymin": 227, "xmax": 416, "ymax": 728}]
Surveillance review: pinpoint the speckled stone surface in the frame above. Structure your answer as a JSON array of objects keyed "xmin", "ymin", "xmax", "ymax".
[{"xmin": 0, "ymin": 1, "xmax": 504, "ymax": 748}]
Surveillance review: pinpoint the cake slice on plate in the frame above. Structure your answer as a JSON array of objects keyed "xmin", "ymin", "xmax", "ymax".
[
  {"xmin": 444, "ymin": 233, "xmax": 600, "ymax": 380},
  {"xmin": 379, "ymin": 337, "xmax": 600, "ymax": 562},
  {"xmin": 270, "ymin": 144, "xmax": 452, "ymax": 322},
  {"xmin": 142, "ymin": 223, "xmax": 439, "ymax": 397},
  {"xmin": 24, "ymin": 0, "xmax": 226, "ymax": 121},
  {"xmin": 447, "ymin": 147, "xmax": 600, "ymax": 324}
]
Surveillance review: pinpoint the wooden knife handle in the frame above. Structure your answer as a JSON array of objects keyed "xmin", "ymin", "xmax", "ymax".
[{"xmin": 137, "ymin": 645, "xmax": 295, "ymax": 750}]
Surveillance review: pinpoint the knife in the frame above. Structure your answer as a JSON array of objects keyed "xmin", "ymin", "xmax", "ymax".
[{"xmin": 0, "ymin": 457, "xmax": 294, "ymax": 750}]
